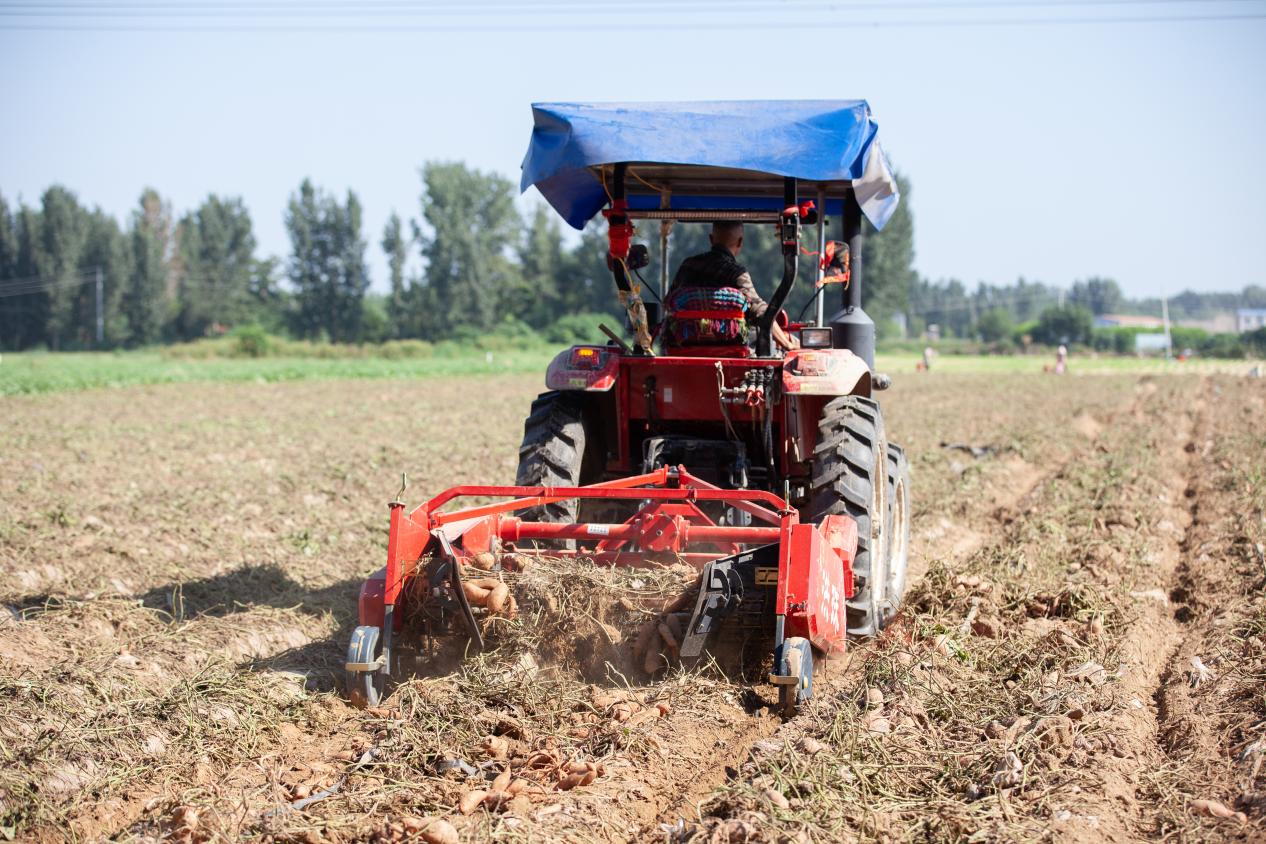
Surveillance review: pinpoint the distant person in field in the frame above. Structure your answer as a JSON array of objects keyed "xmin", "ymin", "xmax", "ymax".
[
  {"xmin": 668, "ymin": 221, "xmax": 798, "ymax": 351},
  {"xmin": 1055, "ymin": 344, "xmax": 1068, "ymax": 374},
  {"xmin": 921, "ymin": 346, "xmax": 935, "ymax": 372}
]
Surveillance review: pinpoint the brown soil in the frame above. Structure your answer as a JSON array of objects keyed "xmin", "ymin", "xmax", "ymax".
[{"xmin": 2, "ymin": 372, "xmax": 1262, "ymax": 842}]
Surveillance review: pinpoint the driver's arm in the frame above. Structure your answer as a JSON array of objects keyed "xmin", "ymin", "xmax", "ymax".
[
  {"xmin": 732, "ymin": 271, "xmax": 768, "ymax": 319},
  {"xmin": 733, "ymin": 271, "xmax": 797, "ymax": 350},
  {"xmin": 772, "ymin": 321, "xmax": 799, "ymax": 351}
]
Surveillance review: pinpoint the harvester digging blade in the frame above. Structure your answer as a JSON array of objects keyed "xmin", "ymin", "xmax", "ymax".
[
  {"xmin": 680, "ymin": 544, "xmax": 779, "ymax": 663},
  {"xmin": 434, "ymin": 530, "xmax": 485, "ymax": 652}
]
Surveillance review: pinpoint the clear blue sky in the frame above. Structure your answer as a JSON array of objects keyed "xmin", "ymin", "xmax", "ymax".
[{"xmin": 2, "ymin": 2, "xmax": 1264, "ymax": 301}]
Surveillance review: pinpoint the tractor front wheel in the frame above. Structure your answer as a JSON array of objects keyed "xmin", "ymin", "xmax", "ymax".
[{"xmin": 810, "ymin": 396, "xmax": 889, "ymax": 637}]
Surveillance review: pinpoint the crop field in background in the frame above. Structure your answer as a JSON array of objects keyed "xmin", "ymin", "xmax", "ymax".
[
  {"xmin": 1, "ymin": 367, "xmax": 1264, "ymax": 842},
  {"xmin": 1, "ymin": 348, "xmax": 1259, "ymax": 396}
]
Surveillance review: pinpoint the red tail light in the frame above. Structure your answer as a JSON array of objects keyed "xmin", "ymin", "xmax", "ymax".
[{"xmin": 569, "ymin": 347, "xmax": 603, "ymax": 369}]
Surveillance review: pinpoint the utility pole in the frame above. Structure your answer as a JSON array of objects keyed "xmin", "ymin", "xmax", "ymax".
[
  {"xmin": 1161, "ymin": 295, "xmax": 1172, "ymax": 360},
  {"xmin": 94, "ymin": 266, "xmax": 104, "ymax": 346}
]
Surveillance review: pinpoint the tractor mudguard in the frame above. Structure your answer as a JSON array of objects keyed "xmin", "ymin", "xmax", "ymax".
[
  {"xmin": 358, "ymin": 566, "xmax": 387, "ymax": 629},
  {"xmin": 781, "ymin": 348, "xmax": 871, "ymax": 397},
  {"xmin": 545, "ymin": 345, "xmax": 621, "ymax": 392},
  {"xmin": 778, "ymin": 514, "xmax": 856, "ymax": 654}
]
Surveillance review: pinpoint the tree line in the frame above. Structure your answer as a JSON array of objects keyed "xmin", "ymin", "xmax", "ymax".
[
  {"xmin": 911, "ymin": 273, "xmax": 1266, "ymax": 355},
  {"xmin": 0, "ymin": 164, "xmax": 922, "ymax": 351},
  {"xmin": 3, "ymin": 163, "xmax": 1260, "ymax": 354}
]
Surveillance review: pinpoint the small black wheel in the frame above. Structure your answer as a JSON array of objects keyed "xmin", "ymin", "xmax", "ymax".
[
  {"xmin": 775, "ymin": 636, "xmax": 814, "ymax": 717},
  {"xmin": 345, "ymin": 625, "xmax": 385, "ymax": 708}
]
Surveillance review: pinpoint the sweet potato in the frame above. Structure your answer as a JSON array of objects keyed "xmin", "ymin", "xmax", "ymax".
[
  {"xmin": 461, "ymin": 581, "xmax": 491, "ymax": 605},
  {"xmin": 487, "ymin": 582, "xmax": 510, "ymax": 614},
  {"xmin": 657, "ymin": 620, "xmax": 680, "ymax": 658},
  {"xmin": 481, "ymin": 735, "xmax": 509, "ymax": 759},
  {"xmin": 631, "ymin": 619, "xmax": 658, "ymax": 664},
  {"xmin": 458, "ymin": 789, "xmax": 487, "ymax": 814},
  {"xmin": 642, "ymin": 630, "xmax": 664, "ymax": 675},
  {"xmin": 524, "ymin": 751, "xmax": 557, "ymax": 770},
  {"xmin": 557, "ymin": 772, "xmax": 586, "ymax": 791},
  {"xmin": 402, "ymin": 817, "xmax": 458, "ymax": 844},
  {"xmin": 611, "ymin": 702, "xmax": 637, "ymax": 722}
]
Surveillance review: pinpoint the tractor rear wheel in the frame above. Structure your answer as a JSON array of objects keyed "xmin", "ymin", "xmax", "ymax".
[
  {"xmin": 810, "ymin": 396, "xmax": 889, "ymax": 637},
  {"xmin": 515, "ymin": 391, "xmax": 591, "ymax": 528}
]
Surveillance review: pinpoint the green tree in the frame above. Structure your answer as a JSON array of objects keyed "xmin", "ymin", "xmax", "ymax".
[
  {"xmin": 517, "ymin": 204, "xmax": 568, "ymax": 327},
  {"xmin": 81, "ymin": 208, "xmax": 130, "ymax": 347},
  {"xmin": 360, "ymin": 294, "xmax": 391, "ymax": 343},
  {"xmin": 558, "ymin": 221, "xmax": 623, "ymax": 319},
  {"xmin": 0, "ymin": 194, "xmax": 15, "ymax": 281},
  {"xmin": 247, "ymin": 256, "xmax": 287, "ymax": 332},
  {"xmin": 5, "ymin": 203, "xmax": 45, "ymax": 349},
  {"xmin": 33, "ymin": 186, "xmax": 91, "ymax": 349},
  {"xmin": 1069, "ymin": 277, "xmax": 1123, "ymax": 316},
  {"xmin": 1034, "ymin": 304, "xmax": 1093, "ymax": 346},
  {"xmin": 286, "ymin": 179, "xmax": 370, "ymax": 342},
  {"xmin": 174, "ymin": 195, "xmax": 257, "ymax": 339},
  {"xmin": 381, "ymin": 212, "xmax": 409, "ymax": 338},
  {"xmin": 124, "ymin": 188, "xmax": 172, "ymax": 346},
  {"xmin": 977, "ymin": 307, "xmax": 1014, "ymax": 343},
  {"xmin": 412, "ymin": 162, "xmax": 522, "ymax": 337},
  {"xmin": 0, "ymin": 194, "xmax": 25, "ymax": 349}
]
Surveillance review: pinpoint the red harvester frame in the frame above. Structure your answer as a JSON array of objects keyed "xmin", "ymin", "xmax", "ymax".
[{"xmin": 359, "ymin": 465, "xmax": 857, "ymax": 658}]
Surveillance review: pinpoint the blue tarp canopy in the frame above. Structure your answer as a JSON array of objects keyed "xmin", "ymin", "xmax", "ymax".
[{"xmin": 521, "ymin": 100, "xmax": 900, "ymax": 231}]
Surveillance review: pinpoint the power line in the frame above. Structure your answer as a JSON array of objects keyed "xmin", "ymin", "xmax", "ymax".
[
  {"xmin": 2, "ymin": 0, "xmax": 1259, "ymax": 13},
  {"xmin": 3, "ymin": 10, "xmax": 1263, "ymax": 30},
  {"xmin": 0, "ymin": 268, "xmax": 96, "ymax": 288},
  {"xmin": 0, "ymin": 268, "xmax": 261, "ymax": 299},
  {"xmin": 0, "ymin": 271, "xmax": 98, "ymax": 299},
  {"xmin": 0, "ymin": 0, "xmax": 1249, "ymax": 6},
  {"xmin": 903, "ymin": 289, "xmax": 1069, "ymax": 316}
]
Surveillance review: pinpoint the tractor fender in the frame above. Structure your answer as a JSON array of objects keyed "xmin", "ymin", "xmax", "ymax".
[
  {"xmin": 545, "ymin": 345, "xmax": 621, "ymax": 392},
  {"xmin": 358, "ymin": 566, "xmax": 387, "ymax": 629},
  {"xmin": 781, "ymin": 348, "xmax": 871, "ymax": 397}
]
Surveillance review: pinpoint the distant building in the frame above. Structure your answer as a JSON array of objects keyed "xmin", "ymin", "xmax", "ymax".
[
  {"xmin": 1178, "ymin": 313, "xmax": 1238, "ymax": 334},
  {"xmin": 1237, "ymin": 308, "xmax": 1266, "ymax": 333},
  {"xmin": 1094, "ymin": 314, "xmax": 1164, "ymax": 329}
]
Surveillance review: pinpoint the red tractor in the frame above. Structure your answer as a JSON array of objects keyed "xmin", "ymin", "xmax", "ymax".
[{"xmin": 347, "ymin": 101, "xmax": 910, "ymax": 715}]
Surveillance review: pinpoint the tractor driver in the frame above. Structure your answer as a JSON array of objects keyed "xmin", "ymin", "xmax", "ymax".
[{"xmin": 668, "ymin": 221, "xmax": 799, "ymax": 351}]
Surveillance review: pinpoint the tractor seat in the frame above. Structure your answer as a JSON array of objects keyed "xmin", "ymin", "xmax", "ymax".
[{"xmin": 664, "ymin": 286, "xmax": 748, "ymax": 351}]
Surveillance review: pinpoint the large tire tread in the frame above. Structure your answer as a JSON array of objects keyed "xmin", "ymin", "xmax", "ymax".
[
  {"xmin": 515, "ymin": 391, "xmax": 589, "ymax": 525},
  {"xmin": 810, "ymin": 396, "xmax": 887, "ymax": 637}
]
